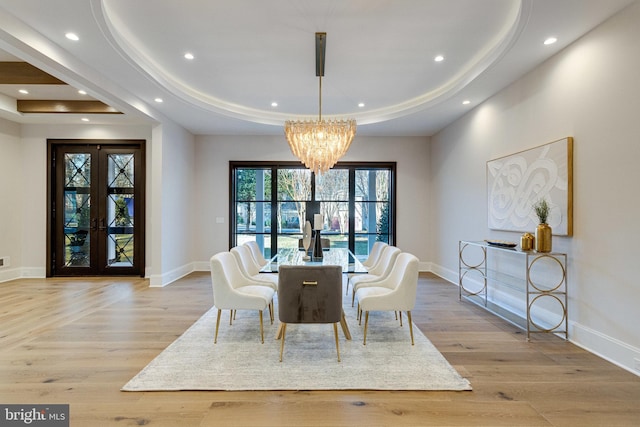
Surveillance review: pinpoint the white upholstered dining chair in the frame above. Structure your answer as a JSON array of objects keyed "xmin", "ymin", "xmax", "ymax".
[
  {"xmin": 231, "ymin": 245, "xmax": 279, "ymax": 290},
  {"xmin": 345, "ymin": 241, "xmax": 388, "ymax": 295},
  {"xmin": 245, "ymin": 241, "xmax": 269, "ymax": 268},
  {"xmin": 210, "ymin": 252, "xmax": 275, "ymax": 344},
  {"xmin": 362, "ymin": 241, "xmax": 387, "ymax": 269},
  {"xmin": 354, "ymin": 252, "xmax": 419, "ymax": 345},
  {"xmin": 349, "ymin": 245, "xmax": 401, "ymax": 306}
]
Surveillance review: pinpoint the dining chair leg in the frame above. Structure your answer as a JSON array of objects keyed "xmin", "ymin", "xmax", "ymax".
[
  {"xmin": 352, "ymin": 290, "xmax": 356, "ymax": 307},
  {"xmin": 407, "ymin": 311, "xmax": 415, "ymax": 345},
  {"xmin": 229, "ymin": 310, "xmax": 233, "ymax": 325},
  {"xmin": 259, "ymin": 310, "xmax": 264, "ymax": 344},
  {"xmin": 363, "ymin": 311, "xmax": 369, "ymax": 345},
  {"xmin": 339, "ymin": 309, "xmax": 352, "ymax": 340},
  {"xmin": 399, "ymin": 311, "xmax": 403, "ymax": 327},
  {"xmin": 279, "ymin": 323, "xmax": 287, "ymax": 362},
  {"xmin": 268, "ymin": 301, "xmax": 274, "ymax": 324},
  {"xmin": 214, "ymin": 309, "xmax": 222, "ymax": 344},
  {"xmin": 333, "ymin": 323, "xmax": 341, "ymax": 362}
]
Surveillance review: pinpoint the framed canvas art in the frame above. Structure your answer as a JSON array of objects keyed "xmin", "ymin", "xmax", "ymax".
[{"xmin": 487, "ymin": 137, "xmax": 573, "ymax": 236}]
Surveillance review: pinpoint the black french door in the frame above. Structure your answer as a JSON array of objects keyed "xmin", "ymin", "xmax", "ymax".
[{"xmin": 48, "ymin": 141, "xmax": 145, "ymax": 276}]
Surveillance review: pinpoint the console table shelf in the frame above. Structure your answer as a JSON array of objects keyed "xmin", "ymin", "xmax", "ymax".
[{"xmin": 458, "ymin": 240, "xmax": 568, "ymax": 341}]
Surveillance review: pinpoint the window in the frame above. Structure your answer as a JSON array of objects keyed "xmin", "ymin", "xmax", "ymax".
[{"xmin": 230, "ymin": 162, "xmax": 395, "ymax": 261}]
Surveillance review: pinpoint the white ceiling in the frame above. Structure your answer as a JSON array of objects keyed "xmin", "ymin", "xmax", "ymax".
[{"xmin": 0, "ymin": 0, "xmax": 636, "ymax": 136}]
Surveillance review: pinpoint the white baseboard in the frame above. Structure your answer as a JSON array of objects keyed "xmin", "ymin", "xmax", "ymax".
[
  {"xmin": 148, "ymin": 263, "xmax": 196, "ymax": 287},
  {"xmin": 570, "ymin": 322, "xmax": 640, "ymax": 377},
  {"xmin": 0, "ymin": 267, "xmax": 46, "ymax": 283},
  {"xmin": 193, "ymin": 261, "xmax": 210, "ymax": 271},
  {"xmin": 430, "ymin": 262, "xmax": 640, "ymax": 378},
  {"xmin": 429, "ymin": 263, "xmax": 457, "ymax": 283},
  {"xmin": 0, "ymin": 267, "xmax": 21, "ymax": 283}
]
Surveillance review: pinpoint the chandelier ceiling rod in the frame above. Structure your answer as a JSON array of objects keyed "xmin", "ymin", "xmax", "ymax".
[
  {"xmin": 316, "ymin": 32, "xmax": 326, "ymax": 121},
  {"xmin": 284, "ymin": 31, "xmax": 356, "ymax": 175}
]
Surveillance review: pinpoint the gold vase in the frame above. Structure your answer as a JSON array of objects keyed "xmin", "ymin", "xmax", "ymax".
[
  {"xmin": 535, "ymin": 223, "xmax": 552, "ymax": 252},
  {"xmin": 520, "ymin": 232, "xmax": 534, "ymax": 251}
]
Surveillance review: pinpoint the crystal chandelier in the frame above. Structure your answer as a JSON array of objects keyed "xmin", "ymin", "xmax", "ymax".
[{"xmin": 285, "ymin": 32, "xmax": 356, "ymax": 175}]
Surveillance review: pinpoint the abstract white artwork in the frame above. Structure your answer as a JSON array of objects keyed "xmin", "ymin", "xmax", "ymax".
[{"xmin": 487, "ymin": 137, "xmax": 573, "ymax": 236}]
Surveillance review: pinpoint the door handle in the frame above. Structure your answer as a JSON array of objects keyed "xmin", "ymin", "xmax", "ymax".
[
  {"xmin": 98, "ymin": 218, "xmax": 107, "ymax": 231},
  {"xmin": 91, "ymin": 218, "xmax": 97, "ymax": 231}
]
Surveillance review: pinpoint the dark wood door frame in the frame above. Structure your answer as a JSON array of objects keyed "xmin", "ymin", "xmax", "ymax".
[{"xmin": 46, "ymin": 139, "xmax": 146, "ymax": 277}]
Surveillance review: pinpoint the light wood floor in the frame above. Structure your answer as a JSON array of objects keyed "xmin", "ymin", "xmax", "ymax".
[{"xmin": 1, "ymin": 272, "xmax": 639, "ymax": 426}]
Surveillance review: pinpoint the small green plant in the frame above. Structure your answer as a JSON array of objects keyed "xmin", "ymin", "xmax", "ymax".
[{"xmin": 533, "ymin": 198, "xmax": 550, "ymax": 224}]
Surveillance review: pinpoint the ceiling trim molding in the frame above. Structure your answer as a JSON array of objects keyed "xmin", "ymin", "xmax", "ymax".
[
  {"xmin": 94, "ymin": 0, "xmax": 531, "ymax": 127},
  {"xmin": 0, "ymin": 5, "xmax": 166, "ymax": 125}
]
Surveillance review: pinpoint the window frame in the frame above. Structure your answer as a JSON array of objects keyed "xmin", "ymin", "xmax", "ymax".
[{"xmin": 229, "ymin": 161, "xmax": 396, "ymax": 258}]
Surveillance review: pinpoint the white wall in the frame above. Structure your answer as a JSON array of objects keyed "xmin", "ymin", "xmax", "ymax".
[
  {"xmin": 147, "ymin": 121, "xmax": 196, "ymax": 287},
  {"xmin": 0, "ymin": 118, "xmax": 22, "ymax": 281},
  {"xmin": 0, "ymin": 118, "xmax": 198, "ymax": 287},
  {"xmin": 193, "ymin": 134, "xmax": 431, "ymax": 269},
  {"xmin": 430, "ymin": 2, "xmax": 640, "ymax": 374},
  {"xmin": 0, "ymin": 123, "xmax": 152, "ymax": 281}
]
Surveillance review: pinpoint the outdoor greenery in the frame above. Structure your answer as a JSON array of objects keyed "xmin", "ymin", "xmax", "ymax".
[
  {"xmin": 377, "ymin": 202, "xmax": 389, "ymax": 239},
  {"xmin": 233, "ymin": 164, "xmax": 393, "ymax": 255}
]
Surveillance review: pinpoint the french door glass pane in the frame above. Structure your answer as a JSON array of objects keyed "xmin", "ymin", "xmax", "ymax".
[
  {"xmin": 236, "ymin": 201, "xmax": 271, "ymax": 233},
  {"xmin": 236, "ymin": 169, "xmax": 272, "ymax": 201},
  {"xmin": 63, "ymin": 153, "xmax": 91, "ymax": 267},
  {"xmin": 107, "ymin": 154, "xmax": 134, "ymax": 267},
  {"xmin": 354, "ymin": 201, "xmax": 390, "ymax": 257},
  {"xmin": 235, "ymin": 168, "xmax": 273, "ymax": 259},
  {"xmin": 108, "ymin": 153, "xmax": 134, "ymax": 188},
  {"xmin": 278, "ymin": 201, "xmax": 305, "ymax": 234},
  {"xmin": 319, "ymin": 201, "xmax": 348, "ymax": 249},
  {"xmin": 354, "ymin": 201, "xmax": 390, "ymax": 233},
  {"xmin": 316, "ymin": 169, "xmax": 348, "ymax": 201},
  {"xmin": 355, "ymin": 169, "xmax": 390, "ymax": 201},
  {"xmin": 277, "ymin": 169, "xmax": 311, "ymax": 202},
  {"xmin": 355, "ymin": 169, "xmax": 391, "ymax": 257},
  {"xmin": 277, "ymin": 168, "xmax": 310, "ymax": 239}
]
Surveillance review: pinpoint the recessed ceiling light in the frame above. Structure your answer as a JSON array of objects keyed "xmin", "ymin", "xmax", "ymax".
[
  {"xmin": 462, "ymin": 100, "xmax": 471, "ymax": 105},
  {"xmin": 544, "ymin": 37, "xmax": 558, "ymax": 45},
  {"xmin": 78, "ymin": 90, "xmax": 87, "ymax": 95},
  {"xmin": 19, "ymin": 89, "xmax": 29, "ymax": 95},
  {"xmin": 81, "ymin": 117, "xmax": 90, "ymax": 122},
  {"xmin": 271, "ymin": 102, "xmax": 278, "ymax": 107},
  {"xmin": 434, "ymin": 55, "xmax": 444, "ymax": 62},
  {"xmin": 65, "ymin": 32, "xmax": 79, "ymax": 41},
  {"xmin": 184, "ymin": 52, "xmax": 195, "ymax": 60},
  {"xmin": 154, "ymin": 98, "xmax": 163, "ymax": 103},
  {"xmin": 358, "ymin": 102, "xmax": 365, "ymax": 108}
]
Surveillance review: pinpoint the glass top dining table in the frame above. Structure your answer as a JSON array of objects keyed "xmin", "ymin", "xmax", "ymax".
[{"xmin": 261, "ymin": 247, "xmax": 367, "ymax": 274}]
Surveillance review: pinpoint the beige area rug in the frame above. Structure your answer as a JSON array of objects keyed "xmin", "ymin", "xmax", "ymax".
[{"xmin": 122, "ymin": 296, "xmax": 471, "ymax": 391}]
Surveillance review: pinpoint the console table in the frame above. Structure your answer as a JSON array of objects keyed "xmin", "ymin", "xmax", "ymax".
[{"xmin": 458, "ymin": 240, "xmax": 568, "ymax": 341}]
